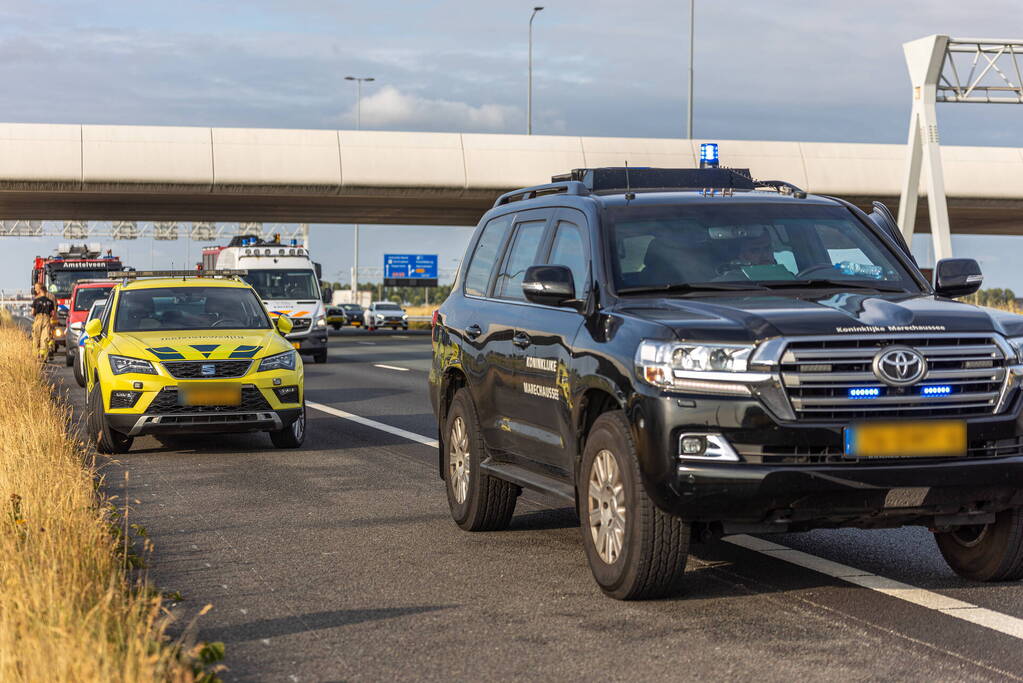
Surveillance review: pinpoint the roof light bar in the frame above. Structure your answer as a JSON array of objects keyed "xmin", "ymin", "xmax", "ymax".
[{"xmin": 107, "ymin": 269, "xmax": 248, "ymax": 279}]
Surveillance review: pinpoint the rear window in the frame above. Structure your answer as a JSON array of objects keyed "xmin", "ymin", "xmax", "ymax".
[{"xmin": 73, "ymin": 286, "xmax": 113, "ymax": 312}]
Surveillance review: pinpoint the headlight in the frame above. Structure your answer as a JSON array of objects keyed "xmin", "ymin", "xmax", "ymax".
[
  {"xmin": 109, "ymin": 355, "xmax": 157, "ymax": 375},
  {"xmin": 315, "ymin": 315, "xmax": 326, "ymax": 328},
  {"xmin": 402, "ymin": 314, "xmax": 408, "ymax": 320},
  {"xmin": 635, "ymin": 340, "xmax": 761, "ymax": 392},
  {"xmin": 1006, "ymin": 336, "xmax": 1023, "ymax": 363},
  {"xmin": 258, "ymin": 350, "xmax": 297, "ymax": 372}
]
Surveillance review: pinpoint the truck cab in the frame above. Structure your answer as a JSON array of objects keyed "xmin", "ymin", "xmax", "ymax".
[{"xmin": 203, "ymin": 235, "xmax": 328, "ymax": 363}]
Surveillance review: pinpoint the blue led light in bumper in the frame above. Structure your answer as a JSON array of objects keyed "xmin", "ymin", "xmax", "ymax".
[
  {"xmin": 848, "ymin": 387, "xmax": 881, "ymax": 399},
  {"xmin": 920, "ymin": 385, "xmax": 953, "ymax": 396}
]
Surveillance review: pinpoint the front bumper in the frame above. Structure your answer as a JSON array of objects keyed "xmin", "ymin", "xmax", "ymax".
[
  {"xmin": 630, "ymin": 389, "xmax": 1023, "ymax": 528},
  {"xmin": 287, "ymin": 329, "xmax": 328, "ymax": 353}
]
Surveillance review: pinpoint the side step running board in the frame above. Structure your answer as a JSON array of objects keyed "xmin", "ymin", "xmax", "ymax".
[{"xmin": 480, "ymin": 460, "xmax": 576, "ymax": 504}]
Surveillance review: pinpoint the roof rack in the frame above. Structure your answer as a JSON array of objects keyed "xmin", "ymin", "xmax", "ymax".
[
  {"xmin": 493, "ymin": 180, "xmax": 589, "ymax": 208},
  {"xmin": 107, "ymin": 269, "xmax": 248, "ymax": 281},
  {"xmin": 753, "ymin": 179, "xmax": 808, "ymax": 199}
]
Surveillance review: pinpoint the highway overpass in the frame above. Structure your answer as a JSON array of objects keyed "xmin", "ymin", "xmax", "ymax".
[{"xmin": 1, "ymin": 123, "xmax": 1022, "ymax": 235}]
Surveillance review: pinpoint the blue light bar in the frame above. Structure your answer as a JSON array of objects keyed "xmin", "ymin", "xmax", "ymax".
[
  {"xmin": 848, "ymin": 387, "xmax": 882, "ymax": 399},
  {"xmin": 700, "ymin": 143, "xmax": 719, "ymax": 168},
  {"xmin": 920, "ymin": 385, "xmax": 953, "ymax": 396}
]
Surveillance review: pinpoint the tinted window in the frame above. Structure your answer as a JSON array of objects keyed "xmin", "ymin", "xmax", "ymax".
[
  {"xmin": 495, "ymin": 220, "xmax": 547, "ymax": 300},
  {"xmin": 114, "ymin": 286, "xmax": 271, "ymax": 332},
  {"xmin": 548, "ymin": 221, "xmax": 587, "ymax": 298},
  {"xmin": 464, "ymin": 215, "xmax": 512, "ymax": 297},
  {"xmin": 73, "ymin": 286, "xmax": 114, "ymax": 312},
  {"xmin": 607, "ymin": 203, "xmax": 918, "ymax": 292}
]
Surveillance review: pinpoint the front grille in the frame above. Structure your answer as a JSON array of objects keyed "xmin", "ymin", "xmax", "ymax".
[
  {"xmin": 146, "ymin": 386, "xmax": 271, "ymax": 414},
  {"xmin": 780, "ymin": 335, "xmax": 1009, "ymax": 421},
  {"xmin": 162, "ymin": 360, "xmax": 251, "ymax": 379},
  {"xmin": 741, "ymin": 437, "xmax": 1023, "ymax": 465}
]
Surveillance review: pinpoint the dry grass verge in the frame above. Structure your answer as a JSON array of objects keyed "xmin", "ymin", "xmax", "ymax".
[{"xmin": 0, "ymin": 326, "xmax": 205, "ymax": 681}]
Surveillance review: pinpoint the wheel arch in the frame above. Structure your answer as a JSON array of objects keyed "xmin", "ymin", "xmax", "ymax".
[
  {"xmin": 574, "ymin": 387, "xmax": 624, "ymax": 493},
  {"xmin": 437, "ymin": 366, "xmax": 469, "ymax": 478}
]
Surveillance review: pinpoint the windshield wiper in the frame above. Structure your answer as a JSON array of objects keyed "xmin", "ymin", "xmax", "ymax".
[
  {"xmin": 618, "ymin": 282, "xmax": 769, "ymax": 295},
  {"xmin": 761, "ymin": 279, "xmax": 907, "ymax": 293}
]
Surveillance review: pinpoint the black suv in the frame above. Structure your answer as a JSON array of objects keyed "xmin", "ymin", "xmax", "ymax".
[{"xmin": 429, "ymin": 167, "xmax": 1023, "ymax": 599}]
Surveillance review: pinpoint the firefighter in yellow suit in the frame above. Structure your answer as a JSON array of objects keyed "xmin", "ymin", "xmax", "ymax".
[{"xmin": 30, "ymin": 283, "xmax": 56, "ymax": 361}]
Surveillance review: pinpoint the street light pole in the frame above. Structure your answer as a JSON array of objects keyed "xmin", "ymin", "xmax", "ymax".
[
  {"xmin": 528, "ymin": 6, "xmax": 544, "ymax": 135},
  {"xmin": 345, "ymin": 75, "xmax": 375, "ymax": 304},
  {"xmin": 686, "ymin": 0, "xmax": 694, "ymax": 139}
]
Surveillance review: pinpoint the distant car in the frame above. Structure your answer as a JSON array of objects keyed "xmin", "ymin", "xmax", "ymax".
[
  {"xmin": 364, "ymin": 301, "xmax": 407, "ymax": 331},
  {"xmin": 65, "ymin": 280, "xmax": 116, "ymax": 368},
  {"xmin": 74, "ymin": 298, "xmax": 107, "ymax": 387},
  {"xmin": 325, "ymin": 306, "xmax": 346, "ymax": 330},
  {"xmin": 340, "ymin": 303, "xmax": 365, "ymax": 327}
]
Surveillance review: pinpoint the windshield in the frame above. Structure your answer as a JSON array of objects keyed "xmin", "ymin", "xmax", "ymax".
[
  {"xmin": 73, "ymin": 286, "xmax": 113, "ymax": 312},
  {"xmin": 606, "ymin": 203, "xmax": 919, "ymax": 293},
  {"xmin": 342, "ymin": 304, "xmax": 362, "ymax": 312},
  {"xmin": 376, "ymin": 303, "xmax": 402, "ymax": 311},
  {"xmin": 241, "ymin": 269, "xmax": 319, "ymax": 300},
  {"xmin": 48, "ymin": 270, "xmax": 110, "ymax": 298},
  {"xmin": 114, "ymin": 286, "xmax": 271, "ymax": 332}
]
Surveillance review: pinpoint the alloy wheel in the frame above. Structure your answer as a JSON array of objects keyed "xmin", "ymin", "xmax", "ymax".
[
  {"xmin": 449, "ymin": 415, "xmax": 470, "ymax": 504},
  {"xmin": 588, "ymin": 448, "xmax": 627, "ymax": 564}
]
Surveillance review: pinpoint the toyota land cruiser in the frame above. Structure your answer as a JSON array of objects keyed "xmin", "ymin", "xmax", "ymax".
[{"xmin": 429, "ymin": 166, "xmax": 1023, "ymax": 600}]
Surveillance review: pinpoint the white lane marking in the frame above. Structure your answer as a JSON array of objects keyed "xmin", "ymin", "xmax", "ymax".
[
  {"xmin": 356, "ymin": 341, "xmax": 375, "ymax": 346},
  {"xmin": 726, "ymin": 534, "xmax": 1023, "ymax": 641},
  {"xmin": 373, "ymin": 363, "xmax": 409, "ymax": 372},
  {"xmin": 306, "ymin": 401, "xmax": 439, "ymax": 448},
  {"xmin": 302, "ymin": 401, "xmax": 1023, "ymax": 643}
]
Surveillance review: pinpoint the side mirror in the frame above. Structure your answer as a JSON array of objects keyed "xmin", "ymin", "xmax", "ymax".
[
  {"xmin": 934, "ymin": 258, "xmax": 983, "ymax": 298},
  {"xmin": 522, "ymin": 265, "xmax": 577, "ymax": 308},
  {"xmin": 275, "ymin": 314, "xmax": 294, "ymax": 335},
  {"xmin": 84, "ymin": 318, "xmax": 103, "ymax": 339}
]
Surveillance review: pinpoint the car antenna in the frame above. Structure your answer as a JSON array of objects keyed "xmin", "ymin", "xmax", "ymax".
[{"xmin": 624, "ymin": 161, "xmax": 635, "ymax": 201}]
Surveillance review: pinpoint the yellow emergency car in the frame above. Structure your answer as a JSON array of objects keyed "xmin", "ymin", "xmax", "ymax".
[{"xmin": 82, "ymin": 270, "xmax": 305, "ymax": 453}]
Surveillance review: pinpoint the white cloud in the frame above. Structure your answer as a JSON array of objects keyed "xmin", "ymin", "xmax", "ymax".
[{"xmin": 348, "ymin": 86, "xmax": 520, "ymax": 133}]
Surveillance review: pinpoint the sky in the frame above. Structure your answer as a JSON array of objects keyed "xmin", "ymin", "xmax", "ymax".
[{"xmin": 2, "ymin": 0, "xmax": 1023, "ymax": 292}]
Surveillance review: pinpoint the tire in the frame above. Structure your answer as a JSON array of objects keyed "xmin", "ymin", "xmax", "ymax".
[
  {"xmin": 73, "ymin": 350, "xmax": 86, "ymax": 388},
  {"xmin": 312, "ymin": 349, "xmax": 327, "ymax": 364},
  {"xmin": 443, "ymin": 388, "xmax": 518, "ymax": 531},
  {"xmin": 579, "ymin": 411, "xmax": 690, "ymax": 600},
  {"xmin": 934, "ymin": 508, "xmax": 1023, "ymax": 582},
  {"xmin": 65, "ymin": 346, "xmax": 74, "ymax": 366},
  {"xmin": 269, "ymin": 403, "xmax": 306, "ymax": 448},
  {"xmin": 87, "ymin": 385, "xmax": 133, "ymax": 454}
]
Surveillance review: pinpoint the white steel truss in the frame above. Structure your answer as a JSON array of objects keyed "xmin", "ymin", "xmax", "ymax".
[
  {"xmin": 898, "ymin": 35, "xmax": 1023, "ymax": 261},
  {"xmin": 0, "ymin": 220, "xmax": 308, "ymax": 243}
]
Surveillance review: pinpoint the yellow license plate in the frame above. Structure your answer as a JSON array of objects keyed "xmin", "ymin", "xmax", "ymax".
[
  {"xmin": 292, "ymin": 341, "xmax": 301, "ymax": 349},
  {"xmin": 845, "ymin": 421, "xmax": 966, "ymax": 458},
  {"xmin": 178, "ymin": 383, "xmax": 242, "ymax": 407}
]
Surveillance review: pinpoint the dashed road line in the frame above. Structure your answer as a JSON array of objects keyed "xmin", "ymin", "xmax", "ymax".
[
  {"xmin": 725, "ymin": 534, "xmax": 1023, "ymax": 640},
  {"xmin": 306, "ymin": 399, "xmax": 1023, "ymax": 643},
  {"xmin": 356, "ymin": 341, "xmax": 376, "ymax": 346},
  {"xmin": 307, "ymin": 401, "xmax": 439, "ymax": 448},
  {"xmin": 373, "ymin": 363, "xmax": 410, "ymax": 372}
]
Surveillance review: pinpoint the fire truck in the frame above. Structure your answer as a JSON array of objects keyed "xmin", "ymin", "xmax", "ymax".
[{"xmin": 32, "ymin": 243, "xmax": 123, "ymax": 352}]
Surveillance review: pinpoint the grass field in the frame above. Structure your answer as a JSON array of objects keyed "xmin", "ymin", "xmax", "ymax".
[{"xmin": 0, "ymin": 325, "xmax": 202, "ymax": 681}]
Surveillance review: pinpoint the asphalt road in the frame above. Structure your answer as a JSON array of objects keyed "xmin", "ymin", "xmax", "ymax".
[{"xmin": 55, "ymin": 328, "xmax": 1023, "ymax": 682}]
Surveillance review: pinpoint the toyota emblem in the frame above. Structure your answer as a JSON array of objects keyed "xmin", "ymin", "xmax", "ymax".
[{"xmin": 872, "ymin": 346, "xmax": 926, "ymax": 386}]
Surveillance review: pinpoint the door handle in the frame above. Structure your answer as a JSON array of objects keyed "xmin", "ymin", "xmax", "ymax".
[
  {"xmin": 465, "ymin": 324, "xmax": 482, "ymax": 340},
  {"xmin": 513, "ymin": 331, "xmax": 532, "ymax": 348}
]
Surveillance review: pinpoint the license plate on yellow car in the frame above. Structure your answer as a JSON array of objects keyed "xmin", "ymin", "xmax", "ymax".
[
  {"xmin": 177, "ymin": 383, "xmax": 242, "ymax": 407},
  {"xmin": 845, "ymin": 421, "xmax": 966, "ymax": 458}
]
